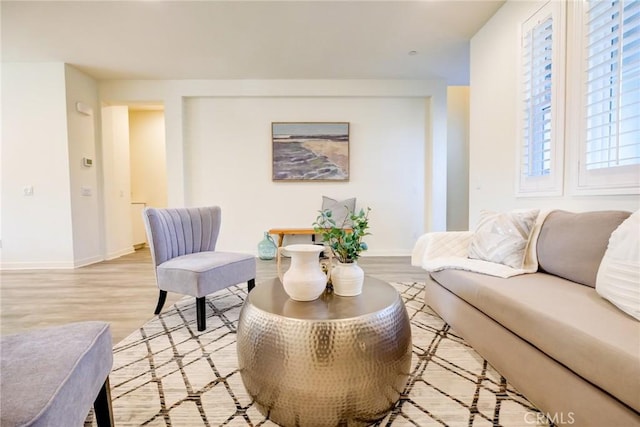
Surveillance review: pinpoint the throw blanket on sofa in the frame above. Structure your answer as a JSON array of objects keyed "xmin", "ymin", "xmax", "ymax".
[{"xmin": 412, "ymin": 210, "xmax": 552, "ymax": 278}]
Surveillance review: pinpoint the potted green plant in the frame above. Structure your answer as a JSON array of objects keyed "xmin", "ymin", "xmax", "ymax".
[{"xmin": 313, "ymin": 207, "xmax": 371, "ymax": 296}]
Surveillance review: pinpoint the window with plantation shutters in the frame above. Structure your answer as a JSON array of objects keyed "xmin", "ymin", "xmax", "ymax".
[
  {"xmin": 523, "ymin": 16, "xmax": 552, "ymax": 178},
  {"xmin": 517, "ymin": 2, "xmax": 565, "ymax": 196},
  {"xmin": 577, "ymin": 0, "xmax": 640, "ymax": 192}
]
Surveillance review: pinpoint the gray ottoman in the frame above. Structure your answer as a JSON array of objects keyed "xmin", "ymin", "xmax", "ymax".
[{"xmin": 0, "ymin": 321, "xmax": 113, "ymax": 426}]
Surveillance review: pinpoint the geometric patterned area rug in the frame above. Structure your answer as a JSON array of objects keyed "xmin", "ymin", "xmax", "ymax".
[{"xmin": 94, "ymin": 282, "xmax": 551, "ymax": 426}]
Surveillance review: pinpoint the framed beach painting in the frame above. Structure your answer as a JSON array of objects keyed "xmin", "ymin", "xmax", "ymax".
[{"xmin": 272, "ymin": 122, "xmax": 350, "ymax": 181}]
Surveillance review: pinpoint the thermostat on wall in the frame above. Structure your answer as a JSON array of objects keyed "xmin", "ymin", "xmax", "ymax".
[{"xmin": 82, "ymin": 157, "xmax": 93, "ymax": 167}]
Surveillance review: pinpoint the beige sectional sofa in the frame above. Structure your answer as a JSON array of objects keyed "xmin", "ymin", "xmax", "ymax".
[{"xmin": 414, "ymin": 210, "xmax": 639, "ymax": 426}]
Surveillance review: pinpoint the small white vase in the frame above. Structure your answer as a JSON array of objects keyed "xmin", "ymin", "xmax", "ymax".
[
  {"xmin": 331, "ymin": 261, "xmax": 364, "ymax": 296},
  {"xmin": 277, "ymin": 244, "xmax": 327, "ymax": 301}
]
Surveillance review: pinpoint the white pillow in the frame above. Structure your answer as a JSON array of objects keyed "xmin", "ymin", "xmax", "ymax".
[
  {"xmin": 321, "ymin": 196, "xmax": 356, "ymax": 227},
  {"xmin": 596, "ymin": 210, "xmax": 640, "ymax": 321},
  {"xmin": 468, "ymin": 209, "xmax": 539, "ymax": 269}
]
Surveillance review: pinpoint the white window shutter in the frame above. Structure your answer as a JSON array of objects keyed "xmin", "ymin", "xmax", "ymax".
[
  {"xmin": 578, "ymin": 0, "xmax": 640, "ymax": 192},
  {"xmin": 517, "ymin": 1, "xmax": 565, "ymax": 197}
]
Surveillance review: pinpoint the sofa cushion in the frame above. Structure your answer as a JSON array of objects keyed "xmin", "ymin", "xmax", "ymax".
[
  {"xmin": 430, "ymin": 269, "xmax": 640, "ymax": 412},
  {"xmin": 157, "ymin": 251, "xmax": 256, "ymax": 297},
  {"xmin": 537, "ymin": 210, "xmax": 631, "ymax": 287}
]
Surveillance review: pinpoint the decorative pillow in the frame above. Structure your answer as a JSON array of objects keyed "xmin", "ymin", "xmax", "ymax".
[
  {"xmin": 468, "ymin": 209, "xmax": 540, "ymax": 269},
  {"xmin": 596, "ymin": 211, "xmax": 640, "ymax": 321},
  {"xmin": 321, "ymin": 196, "xmax": 356, "ymax": 228}
]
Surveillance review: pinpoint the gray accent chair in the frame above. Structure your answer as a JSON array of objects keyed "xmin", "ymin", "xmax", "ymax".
[
  {"xmin": 143, "ymin": 206, "xmax": 256, "ymax": 331},
  {"xmin": 0, "ymin": 321, "xmax": 114, "ymax": 426}
]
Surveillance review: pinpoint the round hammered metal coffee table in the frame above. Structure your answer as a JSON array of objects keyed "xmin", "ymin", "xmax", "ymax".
[{"xmin": 236, "ymin": 276, "xmax": 412, "ymax": 427}]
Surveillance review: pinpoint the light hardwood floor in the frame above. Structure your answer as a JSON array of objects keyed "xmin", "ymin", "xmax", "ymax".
[{"xmin": 0, "ymin": 248, "xmax": 426, "ymax": 343}]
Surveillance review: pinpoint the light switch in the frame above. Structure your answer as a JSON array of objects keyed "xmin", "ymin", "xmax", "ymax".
[{"xmin": 23, "ymin": 186, "xmax": 34, "ymax": 196}]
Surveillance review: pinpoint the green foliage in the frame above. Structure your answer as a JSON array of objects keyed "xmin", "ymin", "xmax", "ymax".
[{"xmin": 313, "ymin": 207, "xmax": 371, "ymax": 263}]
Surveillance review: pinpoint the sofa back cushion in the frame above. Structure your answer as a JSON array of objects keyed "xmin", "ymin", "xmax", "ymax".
[{"xmin": 537, "ymin": 210, "xmax": 631, "ymax": 287}]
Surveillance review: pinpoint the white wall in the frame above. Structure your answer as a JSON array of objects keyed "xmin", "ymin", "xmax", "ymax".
[
  {"xmin": 0, "ymin": 5, "xmax": 3, "ymax": 250},
  {"xmin": 469, "ymin": 1, "xmax": 639, "ymax": 228},
  {"xmin": 184, "ymin": 96, "xmax": 426, "ymax": 255},
  {"xmin": 64, "ymin": 64, "xmax": 102, "ymax": 266},
  {"xmin": 99, "ymin": 79, "xmax": 449, "ymax": 255},
  {"xmin": 1, "ymin": 63, "xmax": 75, "ymax": 268},
  {"xmin": 1, "ymin": 75, "xmax": 448, "ymax": 268},
  {"xmin": 447, "ymin": 86, "xmax": 470, "ymax": 231},
  {"xmin": 101, "ymin": 106, "xmax": 134, "ymax": 259}
]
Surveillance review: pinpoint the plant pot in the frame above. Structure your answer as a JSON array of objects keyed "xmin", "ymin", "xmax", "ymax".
[{"xmin": 331, "ymin": 261, "xmax": 364, "ymax": 296}]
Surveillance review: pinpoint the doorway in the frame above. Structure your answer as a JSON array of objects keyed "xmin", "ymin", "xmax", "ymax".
[
  {"xmin": 100, "ymin": 104, "xmax": 166, "ymax": 259},
  {"xmin": 128, "ymin": 106, "xmax": 167, "ymax": 248}
]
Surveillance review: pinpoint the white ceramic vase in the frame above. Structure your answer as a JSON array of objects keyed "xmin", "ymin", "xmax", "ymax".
[
  {"xmin": 277, "ymin": 244, "xmax": 327, "ymax": 301},
  {"xmin": 331, "ymin": 261, "xmax": 364, "ymax": 296}
]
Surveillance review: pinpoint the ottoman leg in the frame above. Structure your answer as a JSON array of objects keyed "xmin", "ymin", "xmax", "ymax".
[{"xmin": 93, "ymin": 377, "xmax": 114, "ymax": 427}]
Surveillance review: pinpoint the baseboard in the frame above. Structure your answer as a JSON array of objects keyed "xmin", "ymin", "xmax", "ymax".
[
  {"xmin": 73, "ymin": 255, "xmax": 105, "ymax": 268},
  {"xmin": 0, "ymin": 260, "xmax": 77, "ymax": 270},
  {"xmin": 105, "ymin": 247, "xmax": 135, "ymax": 261},
  {"xmin": 1, "ymin": 254, "xmax": 106, "ymax": 270}
]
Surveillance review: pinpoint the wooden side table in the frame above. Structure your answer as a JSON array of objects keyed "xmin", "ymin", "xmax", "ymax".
[
  {"xmin": 267, "ymin": 228, "xmax": 318, "ymax": 248},
  {"xmin": 268, "ymin": 227, "xmax": 353, "ymax": 247}
]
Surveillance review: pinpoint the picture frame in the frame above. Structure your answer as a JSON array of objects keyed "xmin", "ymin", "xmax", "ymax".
[{"xmin": 272, "ymin": 122, "xmax": 350, "ymax": 181}]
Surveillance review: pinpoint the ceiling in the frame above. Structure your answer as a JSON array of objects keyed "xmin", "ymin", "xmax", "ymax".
[{"xmin": 1, "ymin": 1, "xmax": 504, "ymax": 84}]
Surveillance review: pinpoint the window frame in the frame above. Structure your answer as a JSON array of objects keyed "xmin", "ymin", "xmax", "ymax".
[
  {"xmin": 567, "ymin": 0, "xmax": 640, "ymax": 195},
  {"xmin": 516, "ymin": 1, "xmax": 566, "ymax": 197}
]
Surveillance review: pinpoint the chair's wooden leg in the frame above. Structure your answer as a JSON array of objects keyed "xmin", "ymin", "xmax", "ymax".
[
  {"xmin": 248, "ymin": 278, "xmax": 256, "ymax": 292},
  {"xmin": 154, "ymin": 290, "xmax": 168, "ymax": 315},
  {"xmin": 196, "ymin": 297, "xmax": 206, "ymax": 331},
  {"xmin": 94, "ymin": 376, "xmax": 114, "ymax": 427}
]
